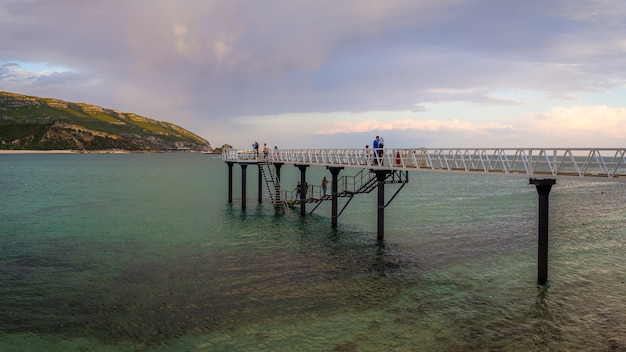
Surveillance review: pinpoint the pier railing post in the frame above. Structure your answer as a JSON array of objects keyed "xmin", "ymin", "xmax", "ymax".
[
  {"xmin": 530, "ymin": 178, "xmax": 556, "ymax": 285},
  {"xmin": 327, "ymin": 167, "xmax": 344, "ymax": 227}
]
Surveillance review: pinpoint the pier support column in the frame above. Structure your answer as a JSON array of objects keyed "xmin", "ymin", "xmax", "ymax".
[
  {"xmin": 226, "ymin": 162, "xmax": 234, "ymax": 204},
  {"xmin": 274, "ymin": 163, "xmax": 284, "ymax": 202},
  {"xmin": 257, "ymin": 165, "xmax": 263, "ymax": 204},
  {"xmin": 327, "ymin": 167, "xmax": 344, "ymax": 227},
  {"xmin": 296, "ymin": 164, "xmax": 309, "ymax": 216},
  {"xmin": 530, "ymin": 178, "xmax": 556, "ymax": 285},
  {"xmin": 374, "ymin": 170, "xmax": 391, "ymax": 241},
  {"xmin": 274, "ymin": 163, "xmax": 283, "ymax": 180},
  {"xmin": 240, "ymin": 164, "xmax": 249, "ymax": 210}
]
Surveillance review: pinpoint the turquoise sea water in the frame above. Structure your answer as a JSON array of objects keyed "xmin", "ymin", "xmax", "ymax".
[{"xmin": 0, "ymin": 153, "xmax": 624, "ymax": 351}]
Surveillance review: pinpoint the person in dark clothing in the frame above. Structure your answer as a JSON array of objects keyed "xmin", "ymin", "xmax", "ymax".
[
  {"xmin": 295, "ymin": 182, "xmax": 301, "ymax": 200},
  {"xmin": 321, "ymin": 176, "xmax": 328, "ymax": 196},
  {"xmin": 252, "ymin": 141, "xmax": 259, "ymax": 158}
]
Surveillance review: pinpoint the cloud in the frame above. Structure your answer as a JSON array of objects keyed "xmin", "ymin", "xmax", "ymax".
[
  {"xmin": 316, "ymin": 117, "xmax": 513, "ymax": 135},
  {"xmin": 0, "ymin": 62, "xmax": 85, "ymax": 89},
  {"xmin": 312, "ymin": 105, "xmax": 626, "ymax": 146},
  {"xmin": 172, "ymin": 25, "xmax": 189, "ymax": 55},
  {"xmin": 524, "ymin": 105, "xmax": 626, "ymax": 137}
]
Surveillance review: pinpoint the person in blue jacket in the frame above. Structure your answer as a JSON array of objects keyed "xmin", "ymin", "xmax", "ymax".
[{"xmin": 372, "ymin": 136, "xmax": 381, "ymax": 165}]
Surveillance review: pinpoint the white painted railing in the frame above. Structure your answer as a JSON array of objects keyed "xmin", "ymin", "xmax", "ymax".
[{"xmin": 223, "ymin": 148, "xmax": 626, "ymax": 180}]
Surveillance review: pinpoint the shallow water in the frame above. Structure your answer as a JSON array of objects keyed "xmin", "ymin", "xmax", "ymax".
[{"xmin": 0, "ymin": 153, "xmax": 624, "ymax": 351}]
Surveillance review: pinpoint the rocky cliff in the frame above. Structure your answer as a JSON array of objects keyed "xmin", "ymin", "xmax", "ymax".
[{"xmin": 0, "ymin": 91, "xmax": 213, "ymax": 152}]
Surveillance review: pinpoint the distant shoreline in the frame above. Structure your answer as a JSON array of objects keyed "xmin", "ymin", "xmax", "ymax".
[
  {"xmin": 0, "ymin": 150, "xmax": 80, "ymax": 154},
  {"xmin": 0, "ymin": 150, "xmax": 216, "ymax": 154}
]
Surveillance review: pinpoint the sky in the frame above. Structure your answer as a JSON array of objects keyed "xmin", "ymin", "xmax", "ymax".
[{"xmin": 1, "ymin": 0, "xmax": 626, "ymax": 149}]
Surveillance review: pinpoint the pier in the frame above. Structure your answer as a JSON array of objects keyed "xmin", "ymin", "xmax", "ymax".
[{"xmin": 224, "ymin": 148, "xmax": 626, "ymax": 284}]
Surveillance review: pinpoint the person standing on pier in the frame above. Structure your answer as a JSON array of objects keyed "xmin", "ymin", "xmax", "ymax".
[
  {"xmin": 372, "ymin": 136, "xmax": 381, "ymax": 165},
  {"xmin": 252, "ymin": 141, "xmax": 259, "ymax": 158},
  {"xmin": 294, "ymin": 182, "xmax": 301, "ymax": 201},
  {"xmin": 321, "ymin": 176, "xmax": 328, "ymax": 196}
]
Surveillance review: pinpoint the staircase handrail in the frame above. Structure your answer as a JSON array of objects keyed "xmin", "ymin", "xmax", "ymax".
[{"xmin": 259, "ymin": 162, "xmax": 288, "ymax": 212}]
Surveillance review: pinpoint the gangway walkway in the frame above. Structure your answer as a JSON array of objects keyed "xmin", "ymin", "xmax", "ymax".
[
  {"xmin": 225, "ymin": 148, "xmax": 626, "ymax": 180},
  {"xmin": 222, "ymin": 147, "xmax": 626, "ymax": 285}
]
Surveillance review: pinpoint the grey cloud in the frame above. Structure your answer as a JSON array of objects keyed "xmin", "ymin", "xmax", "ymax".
[{"xmin": 1, "ymin": 0, "xmax": 626, "ymax": 127}]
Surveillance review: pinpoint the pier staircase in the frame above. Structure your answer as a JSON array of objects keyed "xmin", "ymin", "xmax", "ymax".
[{"xmin": 259, "ymin": 162, "xmax": 288, "ymax": 213}]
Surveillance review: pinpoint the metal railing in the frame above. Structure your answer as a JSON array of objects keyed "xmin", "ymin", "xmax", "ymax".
[{"xmin": 223, "ymin": 148, "xmax": 626, "ymax": 180}]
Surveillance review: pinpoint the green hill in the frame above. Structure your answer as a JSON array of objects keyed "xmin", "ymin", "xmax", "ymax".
[{"xmin": 0, "ymin": 91, "xmax": 213, "ymax": 152}]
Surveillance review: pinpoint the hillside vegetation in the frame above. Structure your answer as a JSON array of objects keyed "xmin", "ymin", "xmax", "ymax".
[{"xmin": 0, "ymin": 91, "xmax": 213, "ymax": 152}]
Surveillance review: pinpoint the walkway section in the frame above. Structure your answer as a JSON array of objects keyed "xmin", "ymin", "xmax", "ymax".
[{"xmin": 224, "ymin": 148, "xmax": 626, "ymax": 181}]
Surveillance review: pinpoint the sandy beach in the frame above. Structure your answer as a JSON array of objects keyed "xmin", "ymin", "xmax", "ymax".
[
  {"xmin": 0, "ymin": 149, "xmax": 212, "ymax": 154},
  {"xmin": 0, "ymin": 150, "xmax": 131, "ymax": 154},
  {"xmin": 0, "ymin": 150, "xmax": 78, "ymax": 154}
]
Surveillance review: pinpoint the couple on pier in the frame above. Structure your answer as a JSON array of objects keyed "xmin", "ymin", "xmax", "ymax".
[{"xmin": 370, "ymin": 135, "xmax": 384, "ymax": 165}]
